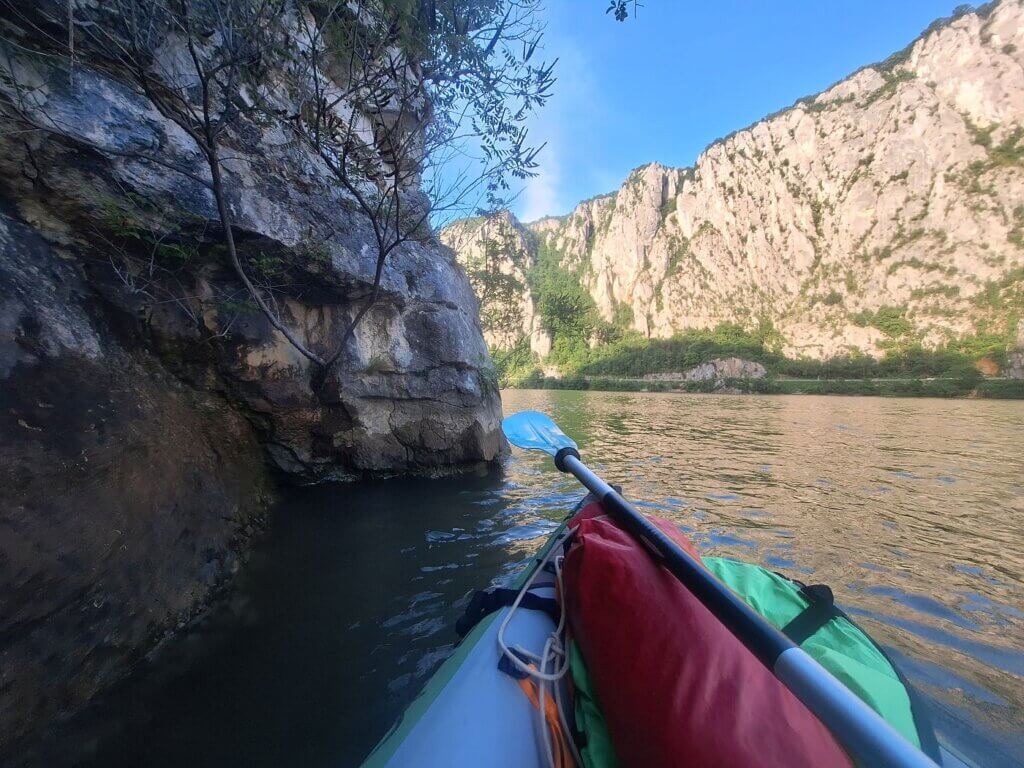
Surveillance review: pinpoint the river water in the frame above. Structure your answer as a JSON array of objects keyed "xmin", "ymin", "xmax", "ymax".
[{"xmin": 61, "ymin": 391, "xmax": 1023, "ymax": 767}]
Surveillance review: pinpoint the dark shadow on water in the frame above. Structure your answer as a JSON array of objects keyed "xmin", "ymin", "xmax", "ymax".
[{"xmin": 42, "ymin": 467, "xmax": 549, "ymax": 768}]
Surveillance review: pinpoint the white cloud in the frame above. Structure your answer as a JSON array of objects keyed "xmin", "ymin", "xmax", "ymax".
[{"xmin": 512, "ymin": 13, "xmax": 602, "ymax": 221}]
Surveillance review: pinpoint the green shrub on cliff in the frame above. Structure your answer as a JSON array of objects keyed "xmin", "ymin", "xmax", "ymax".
[
  {"xmin": 871, "ymin": 306, "xmax": 913, "ymax": 337},
  {"xmin": 491, "ymin": 339, "xmax": 541, "ymax": 387},
  {"xmin": 527, "ymin": 240, "xmax": 599, "ymax": 364}
]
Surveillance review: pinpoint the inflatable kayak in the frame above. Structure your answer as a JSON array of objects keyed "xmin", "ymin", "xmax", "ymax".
[
  {"xmin": 361, "ymin": 493, "xmax": 955, "ymax": 768},
  {"xmin": 362, "ymin": 411, "xmax": 966, "ymax": 767}
]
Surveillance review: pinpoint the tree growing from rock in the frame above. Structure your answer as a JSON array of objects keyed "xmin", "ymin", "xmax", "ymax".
[
  {"xmin": 462, "ymin": 225, "xmax": 528, "ymax": 344},
  {"xmin": 283, "ymin": 0, "xmax": 553, "ymax": 374},
  {"xmin": 0, "ymin": 0, "xmax": 553, "ymax": 372}
]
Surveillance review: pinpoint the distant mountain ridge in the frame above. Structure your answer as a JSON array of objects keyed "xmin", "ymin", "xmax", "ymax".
[{"xmin": 441, "ymin": 0, "xmax": 1024, "ymax": 373}]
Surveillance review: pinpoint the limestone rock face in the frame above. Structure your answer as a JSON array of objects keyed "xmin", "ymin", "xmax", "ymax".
[
  {"xmin": 0, "ymin": 212, "xmax": 271, "ymax": 752},
  {"xmin": 546, "ymin": 2, "xmax": 1024, "ymax": 359},
  {"xmin": 0, "ymin": 9, "xmax": 503, "ymax": 483},
  {"xmin": 643, "ymin": 358, "xmax": 767, "ymax": 382},
  {"xmin": 448, "ymin": 2, "xmax": 1024, "ymax": 365},
  {"xmin": 0, "ymin": 5, "xmax": 502, "ymax": 755},
  {"xmin": 440, "ymin": 212, "xmax": 552, "ymax": 356},
  {"xmin": 1006, "ymin": 353, "xmax": 1024, "ymax": 378},
  {"xmin": 1007, "ymin": 319, "xmax": 1024, "ymax": 378}
]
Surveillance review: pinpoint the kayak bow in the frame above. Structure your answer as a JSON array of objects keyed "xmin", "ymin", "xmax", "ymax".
[{"xmin": 502, "ymin": 409, "xmax": 938, "ymax": 768}]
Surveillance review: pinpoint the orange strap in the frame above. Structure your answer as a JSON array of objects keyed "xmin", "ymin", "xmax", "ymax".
[{"xmin": 516, "ymin": 675, "xmax": 576, "ymax": 768}]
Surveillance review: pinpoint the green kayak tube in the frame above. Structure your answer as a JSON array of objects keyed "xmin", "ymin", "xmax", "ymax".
[{"xmin": 359, "ymin": 502, "xmax": 967, "ymax": 768}]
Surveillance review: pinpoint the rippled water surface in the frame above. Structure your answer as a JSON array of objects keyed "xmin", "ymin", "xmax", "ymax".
[{"xmin": 73, "ymin": 391, "xmax": 1023, "ymax": 767}]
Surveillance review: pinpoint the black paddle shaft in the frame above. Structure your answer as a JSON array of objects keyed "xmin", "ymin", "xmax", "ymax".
[{"xmin": 510, "ymin": 415, "xmax": 936, "ymax": 767}]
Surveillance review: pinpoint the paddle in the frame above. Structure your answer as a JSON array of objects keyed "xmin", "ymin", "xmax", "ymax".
[{"xmin": 502, "ymin": 410, "xmax": 937, "ymax": 768}]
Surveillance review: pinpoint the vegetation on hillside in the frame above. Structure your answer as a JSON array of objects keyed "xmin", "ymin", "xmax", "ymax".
[
  {"xmin": 474, "ymin": 231, "xmax": 1022, "ymax": 396},
  {"xmin": 517, "ymin": 373, "xmax": 1024, "ymax": 399},
  {"xmin": 496, "ymin": 321, "xmax": 999, "ymax": 384},
  {"xmin": 463, "ymin": 227, "xmax": 528, "ymax": 343},
  {"xmin": 493, "ymin": 307, "xmax": 1024, "ymax": 397},
  {"xmin": 528, "ymin": 239, "xmax": 601, "ymax": 360},
  {"xmin": 524, "ymin": 237, "xmax": 647, "ymax": 350}
]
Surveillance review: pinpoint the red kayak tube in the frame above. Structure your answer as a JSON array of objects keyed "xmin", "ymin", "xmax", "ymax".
[{"xmin": 562, "ymin": 501, "xmax": 853, "ymax": 768}]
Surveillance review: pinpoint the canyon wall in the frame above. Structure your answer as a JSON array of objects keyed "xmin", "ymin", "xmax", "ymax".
[
  {"xmin": 447, "ymin": 1, "xmax": 1024, "ymax": 363},
  {"xmin": 0, "ymin": 3, "xmax": 502, "ymax": 754}
]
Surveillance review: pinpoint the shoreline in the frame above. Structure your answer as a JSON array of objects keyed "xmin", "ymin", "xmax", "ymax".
[{"xmin": 507, "ymin": 375, "xmax": 1024, "ymax": 399}]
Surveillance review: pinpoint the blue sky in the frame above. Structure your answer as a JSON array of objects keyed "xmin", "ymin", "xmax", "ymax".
[{"xmin": 512, "ymin": 0, "xmax": 974, "ymax": 222}]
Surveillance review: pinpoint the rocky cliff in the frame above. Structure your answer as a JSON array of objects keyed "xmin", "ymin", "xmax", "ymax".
[
  {"xmin": 0, "ymin": 3, "xmax": 501, "ymax": 754},
  {"xmin": 439, "ymin": 211, "xmax": 552, "ymax": 356},
  {"xmin": 446, "ymin": 1, "xmax": 1024, "ymax": 364}
]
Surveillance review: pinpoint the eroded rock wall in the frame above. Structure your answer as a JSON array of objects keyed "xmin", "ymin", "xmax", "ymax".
[
  {"xmin": 0, "ymin": 212, "xmax": 271, "ymax": 752},
  {"xmin": 0, "ymin": 3, "xmax": 502, "ymax": 754},
  {"xmin": 439, "ymin": 211, "xmax": 552, "ymax": 356},
  {"xmin": 0, "ymin": 7, "xmax": 502, "ymax": 481},
  {"xmin": 451, "ymin": 2, "xmax": 1024, "ymax": 362}
]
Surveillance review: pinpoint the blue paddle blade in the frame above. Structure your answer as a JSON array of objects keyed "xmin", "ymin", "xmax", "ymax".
[{"xmin": 502, "ymin": 410, "xmax": 578, "ymax": 457}]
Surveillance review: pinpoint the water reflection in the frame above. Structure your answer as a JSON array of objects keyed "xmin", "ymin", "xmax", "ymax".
[
  {"xmin": 510, "ymin": 391, "xmax": 1024, "ymax": 768},
  {"xmin": 57, "ymin": 391, "xmax": 1024, "ymax": 768}
]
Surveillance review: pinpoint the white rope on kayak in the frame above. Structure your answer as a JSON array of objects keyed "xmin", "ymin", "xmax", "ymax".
[
  {"xmin": 496, "ymin": 530, "xmax": 573, "ymax": 682},
  {"xmin": 533, "ymin": 555, "xmax": 583, "ymax": 768},
  {"xmin": 496, "ymin": 529, "xmax": 583, "ymax": 768}
]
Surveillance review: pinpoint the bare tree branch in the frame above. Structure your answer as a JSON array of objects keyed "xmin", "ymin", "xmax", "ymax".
[{"xmin": 0, "ymin": 0, "xmax": 554, "ymax": 383}]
